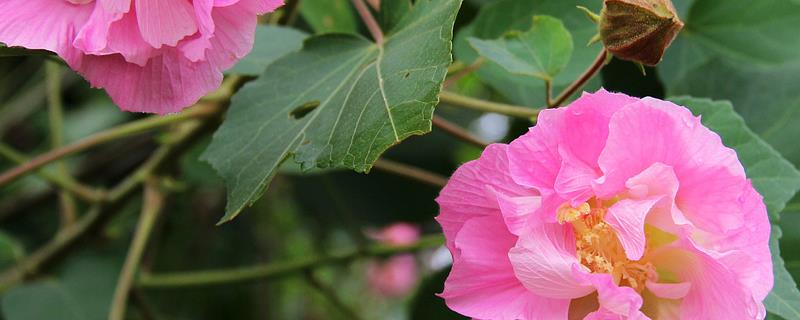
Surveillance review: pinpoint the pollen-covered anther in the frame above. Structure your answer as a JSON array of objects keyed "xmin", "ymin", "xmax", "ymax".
[{"xmin": 561, "ymin": 200, "xmax": 657, "ymax": 292}]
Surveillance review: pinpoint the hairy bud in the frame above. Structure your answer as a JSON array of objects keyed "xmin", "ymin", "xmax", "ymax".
[{"xmin": 600, "ymin": 0, "xmax": 684, "ymax": 66}]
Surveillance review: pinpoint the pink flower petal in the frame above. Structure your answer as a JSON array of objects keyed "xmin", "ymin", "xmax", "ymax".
[
  {"xmin": 649, "ymin": 239, "xmax": 765, "ymax": 319},
  {"xmin": 598, "ymin": 102, "xmax": 747, "ymax": 233},
  {"xmin": 605, "ymin": 198, "xmax": 660, "ymax": 261},
  {"xmin": 491, "ymin": 187, "xmax": 541, "ymax": 236},
  {"xmin": 436, "ymin": 144, "xmax": 532, "ymax": 257},
  {"xmin": 442, "ymin": 217, "xmax": 570, "ymax": 319},
  {"xmin": 0, "ymin": 0, "xmax": 91, "ymax": 65},
  {"xmin": 508, "ymin": 223, "xmax": 593, "ymax": 299},
  {"xmin": 573, "ymin": 270, "xmax": 649, "ymax": 319},
  {"xmin": 135, "ymin": 0, "xmax": 198, "ymax": 48},
  {"xmin": 645, "ymin": 281, "xmax": 691, "ymax": 300}
]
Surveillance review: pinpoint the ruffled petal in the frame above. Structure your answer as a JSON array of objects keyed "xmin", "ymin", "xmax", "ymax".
[
  {"xmin": 202, "ymin": 0, "xmax": 262, "ymax": 70},
  {"xmin": 574, "ymin": 271, "xmax": 649, "ymax": 320},
  {"xmin": 492, "ymin": 189, "xmax": 541, "ymax": 236},
  {"xmin": 75, "ymin": 48, "xmax": 221, "ymax": 114},
  {"xmin": 649, "ymin": 239, "xmax": 764, "ymax": 319},
  {"xmin": 508, "ymin": 89, "xmax": 638, "ymax": 204},
  {"xmin": 441, "ymin": 217, "xmax": 570, "ymax": 319},
  {"xmin": 605, "ymin": 198, "xmax": 660, "ymax": 261},
  {"xmin": 508, "ymin": 223, "xmax": 593, "ymax": 299},
  {"xmin": 73, "ymin": 1, "xmax": 128, "ymax": 53},
  {"xmin": 436, "ymin": 144, "xmax": 532, "ymax": 257},
  {"xmin": 598, "ymin": 102, "xmax": 747, "ymax": 234},
  {"xmin": 0, "ymin": 0, "xmax": 92, "ymax": 65},
  {"xmin": 134, "ymin": 0, "xmax": 198, "ymax": 48}
]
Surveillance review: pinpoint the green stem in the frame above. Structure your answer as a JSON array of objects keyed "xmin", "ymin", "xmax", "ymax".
[
  {"xmin": 109, "ymin": 178, "xmax": 166, "ymax": 320},
  {"xmin": 550, "ymin": 49, "xmax": 607, "ymax": 108},
  {"xmin": 137, "ymin": 234, "xmax": 444, "ymax": 288},
  {"xmin": 372, "ymin": 158, "xmax": 448, "ymax": 187},
  {"xmin": 0, "ymin": 143, "xmax": 104, "ymax": 202},
  {"xmin": 351, "ymin": 0, "xmax": 384, "ymax": 44},
  {"xmin": 432, "ymin": 116, "xmax": 488, "ymax": 149},
  {"xmin": 0, "ymin": 103, "xmax": 220, "ymax": 188},
  {"xmin": 46, "ymin": 61, "xmax": 78, "ymax": 225},
  {"xmin": 443, "ymin": 58, "xmax": 485, "ymax": 88},
  {"xmin": 439, "ymin": 91, "xmax": 539, "ymax": 120}
]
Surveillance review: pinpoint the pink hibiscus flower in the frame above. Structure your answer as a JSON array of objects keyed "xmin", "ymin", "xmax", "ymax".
[
  {"xmin": 0, "ymin": 0, "xmax": 284, "ymax": 114},
  {"xmin": 436, "ymin": 89, "xmax": 772, "ymax": 319},
  {"xmin": 366, "ymin": 223, "xmax": 420, "ymax": 297}
]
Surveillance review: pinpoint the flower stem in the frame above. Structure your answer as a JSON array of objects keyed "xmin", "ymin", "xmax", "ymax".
[
  {"xmin": 137, "ymin": 234, "xmax": 444, "ymax": 288},
  {"xmin": 351, "ymin": 0, "xmax": 384, "ymax": 44},
  {"xmin": 550, "ymin": 49, "xmax": 608, "ymax": 108},
  {"xmin": 0, "ymin": 143, "xmax": 104, "ymax": 202},
  {"xmin": 373, "ymin": 158, "xmax": 448, "ymax": 187},
  {"xmin": 0, "ymin": 103, "xmax": 220, "ymax": 188},
  {"xmin": 109, "ymin": 178, "xmax": 166, "ymax": 320},
  {"xmin": 46, "ymin": 60, "xmax": 78, "ymax": 225},
  {"xmin": 432, "ymin": 116, "xmax": 489, "ymax": 149},
  {"xmin": 443, "ymin": 57, "xmax": 485, "ymax": 88},
  {"xmin": 439, "ymin": 91, "xmax": 540, "ymax": 120}
]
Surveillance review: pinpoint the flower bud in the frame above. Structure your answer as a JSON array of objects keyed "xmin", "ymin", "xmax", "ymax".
[{"xmin": 599, "ymin": 0, "xmax": 684, "ymax": 66}]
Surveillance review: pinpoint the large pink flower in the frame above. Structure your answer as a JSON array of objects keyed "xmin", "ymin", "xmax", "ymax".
[
  {"xmin": 436, "ymin": 89, "xmax": 772, "ymax": 319},
  {"xmin": 0, "ymin": 0, "xmax": 283, "ymax": 114}
]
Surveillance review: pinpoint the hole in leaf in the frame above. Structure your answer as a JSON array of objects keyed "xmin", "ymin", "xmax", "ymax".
[{"xmin": 289, "ymin": 100, "xmax": 320, "ymax": 119}]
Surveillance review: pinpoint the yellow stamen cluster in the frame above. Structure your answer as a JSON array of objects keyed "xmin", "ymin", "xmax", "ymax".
[{"xmin": 557, "ymin": 199, "xmax": 657, "ymax": 292}]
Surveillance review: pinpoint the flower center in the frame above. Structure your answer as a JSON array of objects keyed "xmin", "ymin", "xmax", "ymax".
[{"xmin": 557, "ymin": 199, "xmax": 657, "ymax": 292}]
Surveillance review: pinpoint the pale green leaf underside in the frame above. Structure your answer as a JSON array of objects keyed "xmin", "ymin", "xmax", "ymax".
[
  {"xmin": 672, "ymin": 97, "xmax": 800, "ymax": 320},
  {"xmin": 202, "ymin": 0, "xmax": 462, "ymax": 223},
  {"xmin": 453, "ymin": 0, "xmax": 600, "ymax": 107},
  {"xmin": 468, "ymin": 15, "xmax": 573, "ymax": 81},
  {"xmin": 229, "ymin": 26, "xmax": 308, "ymax": 76},
  {"xmin": 300, "ymin": 0, "xmax": 358, "ymax": 34}
]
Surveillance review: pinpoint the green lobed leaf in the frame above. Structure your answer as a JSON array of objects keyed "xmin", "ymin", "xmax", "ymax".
[
  {"xmin": 468, "ymin": 16, "xmax": 573, "ymax": 81},
  {"xmin": 300, "ymin": 0, "xmax": 358, "ymax": 34},
  {"xmin": 683, "ymin": 0, "xmax": 800, "ymax": 65},
  {"xmin": 454, "ymin": 0, "xmax": 601, "ymax": 106},
  {"xmin": 672, "ymin": 97, "xmax": 800, "ymax": 320},
  {"xmin": 203, "ymin": 0, "xmax": 463, "ymax": 223},
  {"xmin": 229, "ymin": 26, "xmax": 308, "ymax": 76},
  {"xmin": 659, "ymin": 0, "xmax": 800, "ymax": 168}
]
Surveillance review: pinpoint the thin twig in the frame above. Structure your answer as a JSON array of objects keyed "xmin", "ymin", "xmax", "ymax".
[
  {"xmin": 305, "ymin": 271, "xmax": 364, "ymax": 320},
  {"xmin": 109, "ymin": 178, "xmax": 166, "ymax": 320},
  {"xmin": 0, "ymin": 118, "xmax": 216, "ymax": 293},
  {"xmin": 46, "ymin": 61, "xmax": 77, "ymax": 225},
  {"xmin": 550, "ymin": 49, "xmax": 608, "ymax": 108},
  {"xmin": 443, "ymin": 58, "xmax": 485, "ymax": 88},
  {"xmin": 137, "ymin": 234, "xmax": 444, "ymax": 288},
  {"xmin": 0, "ymin": 103, "xmax": 220, "ymax": 188},
  {"xmin": 372, "ymin": 159, "xmax": 448, "ymax": 187},
  {"xmin": 0, "ymin": 143, "xmax": 104, "ymax": 202},
  {"xmin": 439, "ymin": 91, "xmax": 540, "ymax": 120},
  {"xmin": 351, "ymin": 0, "xmax": 384, "ymax": 44},
  {"xmin": 544, "ymin": 79, "xmax": 553, "ymax": 107},
  {"xmin": 432, "ymin": 116, "xmax": 489, "ymax": 149}
]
